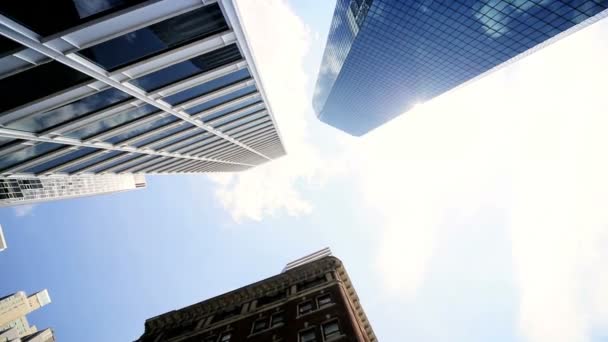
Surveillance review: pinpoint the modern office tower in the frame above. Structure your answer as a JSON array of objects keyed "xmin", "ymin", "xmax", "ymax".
[
  {"xmin": 0, "ymin": 174, "xmax": 146, "ymax": 207},
  {"xmin": 136, "ymin": 249, "xmax": 376, "ymax": 341},
  {"xmin": 0, "ymin": 225, "xmax": 6, "ymax": 251},
  {"xmin": 0, "ymin": 290, "xmax": 51, "ymax": 339},
  {"xmin": 313, "ymin": 0, "xmax": 608, "ymax": 136},
  {"xmin": 0, "ymin": 1, "xmax": 285, "ymax": 183}
]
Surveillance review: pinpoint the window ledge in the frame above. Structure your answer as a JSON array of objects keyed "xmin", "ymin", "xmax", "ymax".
[
  {"xmin": 248, "ymin": 323, "xmax": 284, "ymax": 338},
  {"xmin": 297, "ymin": 303, "xmax": 336, "ymax": 319},
  {"xmin": 325, "ymin": 334, "xmax": 347, "ymax": 342}
]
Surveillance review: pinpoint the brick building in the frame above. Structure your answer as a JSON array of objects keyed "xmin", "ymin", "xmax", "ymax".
[{"xmin": 136, "ymin": 249, "xmax": 376, "ymax": 342}]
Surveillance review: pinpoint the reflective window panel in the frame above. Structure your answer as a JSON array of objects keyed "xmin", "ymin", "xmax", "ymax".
[
  {"xmin": 163, "ymin": 68, "xmax": 251, "ymax": 105},
  {"xmin": 88, "ymin": 152, "xmax": 141, "ymax": 173},
  {"xmin": 64, "ymin": 104, "xmax": 159, "ymax": 139},
  {"xmin": 0, "ymin": 142, "xmax": 64, "ymax": 171},
  {"xmin": 23, "ymin": 147, "xmax": 98, "ymax": 174},
  {"xmin": 130, "ymin": 44, "xmax": 243, "ymax": 92},
  {"xmin": 314, "ymin": 0, "xmax": 608, "ymax": 136},
  {"xmin": 0, "ymin": 1, "xmax": 149, "ymax": 37},
  {"xmin": 131, "ymin": 124, "xmax": 194, "ymax": 148},
  {"xmin": 62, "ymin": 150, "xmax": 124, "ymax": 174},
  {"xmin": 184, "ymin": 85, "xmax": 258, "ymax": 115},
  {"xmin": 200, "ymin": 98, "xmax": 262, "ymax": 123},
  {"xmin": 0, "ymin": 61, "xmax": 92, "ymax": 114},
  {"xmin": 78, "ymin": 4, "xmax": 228, "ymax": 71},
  {"xmin": 105, "ymin": 116, "xmax": 177, "ymax": 144},
  {"xmin": 7, "ymin": 88, "xmax": 131, "ymax": 134}
]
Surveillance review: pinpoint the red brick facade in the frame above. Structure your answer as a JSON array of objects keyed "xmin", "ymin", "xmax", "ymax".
[{"xmin": 136, "ymin": 256, "xmax": 375, "ymax": 342}]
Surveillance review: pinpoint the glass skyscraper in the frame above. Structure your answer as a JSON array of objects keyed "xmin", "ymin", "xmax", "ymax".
[
  {"xmin": 314, "ymin": 0, "xmax": 608, "ymax": 136},
  {"xmin": 0, "ymin": 1, "xmax": 285, "ymax": 187}
]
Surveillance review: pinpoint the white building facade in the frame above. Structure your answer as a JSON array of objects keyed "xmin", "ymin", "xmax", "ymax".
[{"xmin": 0, "ymin": 174, "xmax": 146, "ymax": 206}]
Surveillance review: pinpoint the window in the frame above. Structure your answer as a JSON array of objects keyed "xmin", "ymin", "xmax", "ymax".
[
  {"xmin": 270, "ymin": 312, "xmax": 284, "ymax": 327},
  {"xmin": 219, "ymin": 332, "xmax": 231, "ymax": 342},
  {"xmin": 199, "ymin": 98, "xmax": 262, "ymax": 123},
  {"xmin": 208, "ymin": 106, "xmax": 264, "ymax": 129},
  {"xmin": 298, "ymin": 301, "xmax": 314, "ymax": 316},
  {"xmin": 62, "ymin": 150, "xmax": 123, "ymax": 174},
  {"xmin": 79, "ymin": 4, "xmax": 229, "ymax": 71},
  {"xmin": 104, "ymin": 116, "xmax": 177, "ymax": 144},
  {"xmin": 23, "ymin": 147, "xmax": 98, "ymax": 174},
  {"xmin": 211, "ymin": 306, "xmax": 241, "ymax": 324},
  {"xmin": 0, "ymin": 143, "xmax": 64, "ymax": 172},
  {"xmin": 0, "ymin": 61, "xmax": 91, "ymax": 113},
  {"xmin": 184, "ymin": 85, "xmax": 257, "ymax": 115},
  {"xmin": 299, "ymin": 328, "xmax": 317, "ymax": 342},
  {"xmin": 251, "ymin": 318, "xmax": 268, "ymax": 334},
  {"xmin": 162, "ymin": 68, "xmax": 251, "ymax": 106},
  {"xmin": 317, "ymin": 294, "xmax": 333, "ymax": 309},
  {"xmin": 322, "ymin": 321, "xmax": 341, "ymax": 340},
  {"xmin": 130, "ymin": 44, "xmax": 242, "ymax": 92},
  {"xmin": 0, "ymin": 1, "xmax": 149, "ymax": 36},
  {"xmin": 257, "ymin": 290, "xmax": 287, "ymax": 307},
  {"xmin": 7, "ymin": 87, "xmax": 131, "ymax": 134},
  {"xmin": 130, "ymin": 124, "xmax": 194, "ymax": 148},
  {"xmin": 64, "ymin": 104, "xmax": 158, "ymax": 140},
  {"xmin": 87, "ymin": 152, "xmax": 141, "ymax": 173},
  {"xmin": 297, "ymin": 276, "xmax": 327, "ymax": 292}
]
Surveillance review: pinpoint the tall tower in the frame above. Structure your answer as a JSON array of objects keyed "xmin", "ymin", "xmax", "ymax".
[
  {"xmin": 0, "ymin": 290, "xmax": 51, "ymax": 338},
  {"xmin": 0, "ymin": 174, "xmax": 146, "ymax": 207},
  {"xmin": 313, "ymin": 0, "xmax": 608, "ymax": 135},
  {"xmin": 136, "ymin": 249, "xmax": 376, "ymax": 342},
  {"xmin": 0, "ymin": 0, "xmax": 285, "ymax": 205}
]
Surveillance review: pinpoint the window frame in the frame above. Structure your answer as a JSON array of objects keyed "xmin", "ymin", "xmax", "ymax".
[
  {"xmin": 298, "ymin": 327, "xmax": 318, "ymax": 342},
  {"xmin": 269, "ymin": 311, "xmax": 285, "ymax": 328},
  {"xmin": 218, "ymin": 332, "xmax": 232, "ymax": 342},
  {"xmin": 250, "ymin": 317, "xmax": 269, "ymax": 335},
  {"xmin": 316, "ymin": 293, "xmax": 333, "ymax": 309},
  {"xmin": 297, "ymin": 300, "xmax": 315, "ymax": 317},
  {"xmin": 321, "ymin": 319, "xmax": 342, "ymax": 341},
  {"xmin": 77, "ymin": 3, "xmax": 230, "ymax": 72}
]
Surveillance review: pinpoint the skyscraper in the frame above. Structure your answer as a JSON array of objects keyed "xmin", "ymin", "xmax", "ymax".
[
  {"xmin": 314, "ymin": 0, "xmax": 608, "ymax": 136},
  {"xmin": 0, "ymin": 290, "xmax": 52, "ymax": 339},
  {"xmin": 0, "ymin": 0, "xmax": 285, "ymax": 201},
  {"xmin": 136, "ymin": 248, "xmax": 376, "ymax": 341},
  {"xmin": 0, "ymin": 174, "xmax": 146, "ymax": 207}
]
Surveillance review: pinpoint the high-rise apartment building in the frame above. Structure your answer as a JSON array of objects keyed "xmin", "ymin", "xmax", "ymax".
[
  {"xmin": 136, "ymin": 249, "xmax": 376, "ymax": 341},
  {"xmin": 314, "ymin": 0, "xmax": 608, "ymax": 135},
  {"xmin": 0, "ymin": 174, "xmax": 146, "ymax": 206},
  {"xmin": 0, "ymin": 290, "xmax": 52, "ymax": 340},
  {"xmin": 0, "ymin": 328, "xmax": 55, "ymax": 342},
  {"xmin": 0, "ymin": 0, "xmax": 285, "ymax": 203}
]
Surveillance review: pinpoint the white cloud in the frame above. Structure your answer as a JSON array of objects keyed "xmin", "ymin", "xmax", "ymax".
[
  {"xmin": 211, "ymin": 2, "xmax": 608, "ymax": 340},
  {"xmin": 209, "ymin": 0, "xmax": 338, "ymax": 222},
  {"xmin": 13, "ymin": 204, "xmax": 35, "ymax": 217},
  {"xmin": 505, "ymin": 20, "xmax": 608, "ymax": 342},
  {"xmin": 351, "ymin": 15, "xmax": 608, "ymax": 342}
]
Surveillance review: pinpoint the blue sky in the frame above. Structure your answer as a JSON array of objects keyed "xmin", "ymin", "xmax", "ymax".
[{"xmin": 2, "ymin": 1, "xmax": 608, "ymax": 341}]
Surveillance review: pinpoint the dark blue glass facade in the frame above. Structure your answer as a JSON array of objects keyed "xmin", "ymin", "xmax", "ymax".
[
  {"xmin": 314, "ymin": 0, "xmax": 608, "ymax": 136},
  {"xmin": 0, "ymin": 1, "xmax": 285, "ymax": 179}
]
